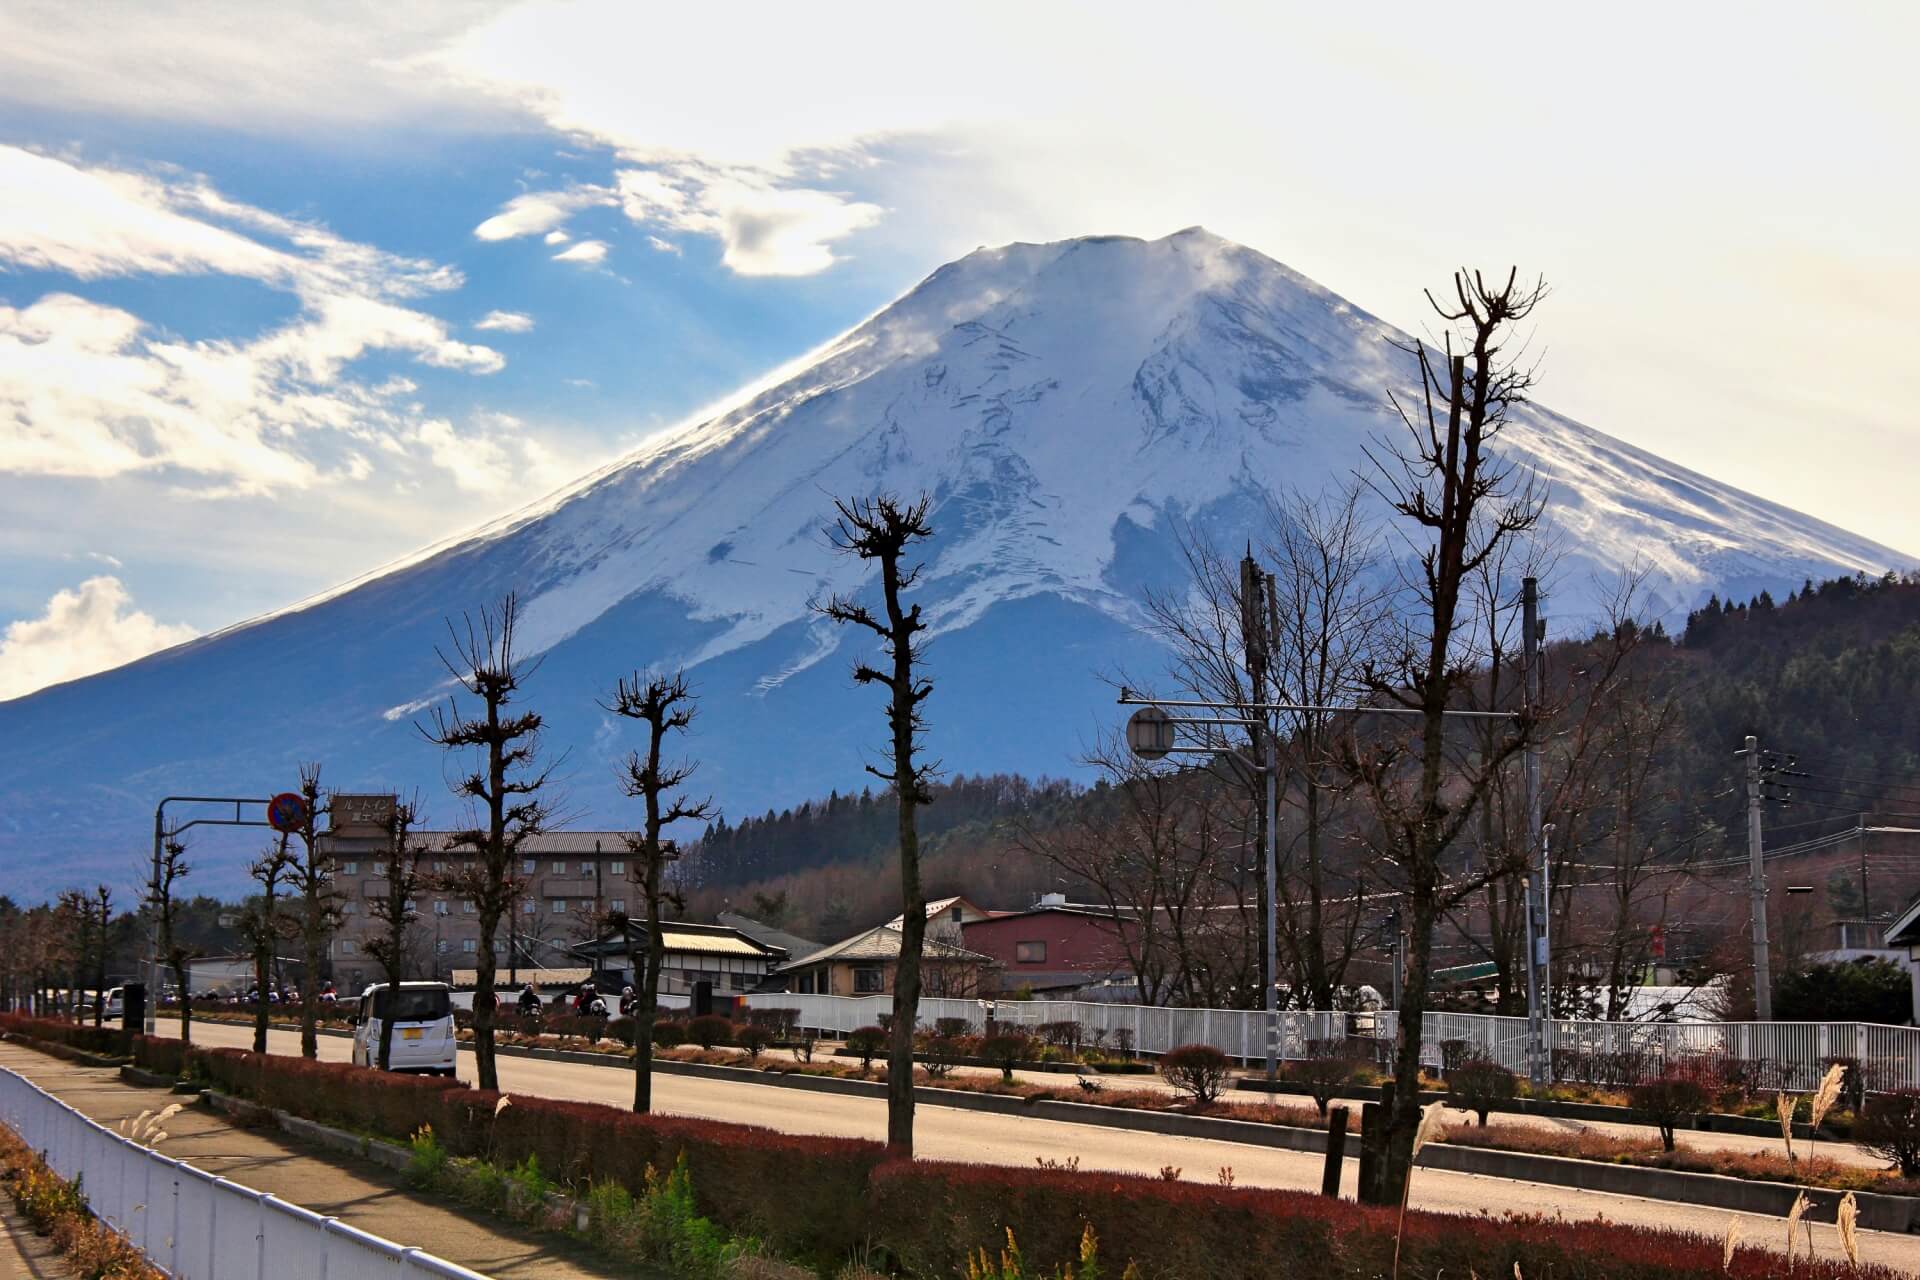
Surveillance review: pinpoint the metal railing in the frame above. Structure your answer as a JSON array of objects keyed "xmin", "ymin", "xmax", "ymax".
[
  {"xmin": 0, "ymin": 1067, "xmax": 488, "ymax": 1280},
  {"xmin": 736, "ymin": 993, "xmax": 1920, "ymax": 1091}
]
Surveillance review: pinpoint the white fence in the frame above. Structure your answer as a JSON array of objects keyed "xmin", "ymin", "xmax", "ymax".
[
  {"xmin": 738, "ymin": 993, "xmax": 1920, "ymax": 1091},
  {"xmin": 0, "ymin": 1067, "xmax": 487, "ymax": 1280}
]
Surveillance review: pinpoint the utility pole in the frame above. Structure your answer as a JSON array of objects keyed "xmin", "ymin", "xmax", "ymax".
[
  {"xmin": 1240, "ymin": 551, "xmax": 1280, "ymax": 1084},
  {"xmin": 1521, "ymin": 577, "xmax": 1548, "ymax": 1085},
  {"xmin": 1743, "ymin": 735, "xmax": 1773, "ymax": 1020}
]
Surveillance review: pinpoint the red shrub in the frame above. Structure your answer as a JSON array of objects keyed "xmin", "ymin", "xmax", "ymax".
[
  {"xmin": 845, "ymin": 1025, "xmax": 887, "ymax": 1069},
  {"xmin": 1160, "ymin": 1043, "xmax": 1231, "ymax": 1103},
  {"xmin": 687, "ymin": 1014, "xmax": 733, "ymax": 1050},
  {"xmin": 865, "ymin": 1159, "xmax": 1898, "ymax": 1280}
]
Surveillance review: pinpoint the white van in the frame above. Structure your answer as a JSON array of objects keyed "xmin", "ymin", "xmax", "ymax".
[{"xmin": 350, "ymin": 981, "xmax": 458, "ymax": 1076}]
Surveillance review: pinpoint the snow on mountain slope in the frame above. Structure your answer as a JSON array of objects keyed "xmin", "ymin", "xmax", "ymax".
[{"xmin": 1, "ymin": 228, "xmax": 1907, "ymax": 896}]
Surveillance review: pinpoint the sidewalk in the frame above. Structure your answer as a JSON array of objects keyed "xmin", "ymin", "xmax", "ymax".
[
  {"xmin": 0, "ymin": 1043, "xmax": 635, "ymax": 1280},
  {"xmin": 0, "ymin": 1200, "xmax": 69, "ymax": 1279}
]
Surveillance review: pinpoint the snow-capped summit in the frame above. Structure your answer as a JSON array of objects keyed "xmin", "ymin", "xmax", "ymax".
[{"xmin": 0, "ymin": 230, "xmax": 1906, "ymax": 894}]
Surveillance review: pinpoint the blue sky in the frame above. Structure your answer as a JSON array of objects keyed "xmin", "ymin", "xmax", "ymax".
[{"xmin": 2, "ymin": 1, "xmax": 1916, "ymax": 699}]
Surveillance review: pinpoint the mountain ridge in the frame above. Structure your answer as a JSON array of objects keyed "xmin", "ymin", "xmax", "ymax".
[{"xmin": 1, "ymin": 228, "xmax": 1908, "ymax": 898}]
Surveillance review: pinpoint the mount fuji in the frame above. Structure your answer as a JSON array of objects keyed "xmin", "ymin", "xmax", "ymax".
[{"xmin": 2, "ymin": 228, "xmax": 1907, "ymax": 897}]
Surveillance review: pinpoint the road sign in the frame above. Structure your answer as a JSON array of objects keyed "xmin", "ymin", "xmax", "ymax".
[
  {"xmin": 1126, "ymin": 706, "xmax": 1174, "ymax": 760},
  {"xmin": 267, "ymin": 792, "xmax": 308, "ymax": 833}
]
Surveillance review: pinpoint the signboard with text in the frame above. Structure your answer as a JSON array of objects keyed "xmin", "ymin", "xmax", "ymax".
[{"xmin": 330, "ymin": 792, "xmax": 397, "ymax": 838}]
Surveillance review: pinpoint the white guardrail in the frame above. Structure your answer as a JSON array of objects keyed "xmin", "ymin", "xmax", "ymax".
[
  {"xmin": 0, "ymin": 1067, "xmax": 487, "ymax": 1280},
  {"xmin": 735, "ymin": 993, "xmax": 1920, "ymax": 1091}
]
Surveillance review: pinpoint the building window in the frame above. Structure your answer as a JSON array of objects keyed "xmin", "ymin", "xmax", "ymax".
[
  {"xmin": 552, "ymin": 860, "xmax": 566, "ymax": 874},
  {"xmin": 432, "ymin": 860, "xmax": 445, "ymax": 873},
  {"xmin": 433, "ymin": 900, "xmax": 448, "ymax": 916},
  {"xmin": 580, "ymin": 860, "xmax": 594, "ymax": 874},
  {"xmin": 521, "ymin": 900, "xmax": 535, "ymax": 915},
  {"xmin": 462, "ymin": 900, "xmax": 475, "ymax": 914},
  {"xmin": 951, "ymin": 906, "xmax": 964, "ymax": 923},
  {"xmin": 609, "ymin": 861, "xmax": 624, "ymax": 876},
  {"xmin": 730, "ymin": 973, "xmax": 750, "ymax": 991},
  {"xmin": 462, "ymin": 939, "xmax": 477, "ymax": 953},
  {"xmin": 492, "ymin": 940, "xmax": 506, "ymax": 953},
  {"xmin": 435, "ymin": 940, "xmax": 449, "ymax": 954},
  {"xmin": 852, "ymin": 966, "xmax": 883, "ymax": 994},
  {"xmin": 403, "ymin": 898, "xmax": 417, "ymax": 911},
  {"xmin": 522, "ymin": 858, "xmax": 536, "ymax": 874},
  {"xmin": 610, "ymin": 899, "xmax": 625, "ymax": 914},
  {"xmin": 341, "ymin": 861, "xmax": 359, "ymax": 875},
  {"xmin": 1015, "ymin": 941, "xmax": 1047, "ymax": 964},
  {"xmin": 463, "ymin": 860, "xmax": 474, "ymax": 871},
  {"xmin": 550, "ymin": 899, "xmax": 566, "ymax": 914},
  {"xmin": 340, "ymin": 900, "xmax": 355, "ymax": 915},
  {"xmin": 338, "ymin": 940, "xmax": 356, "ymax": 956}
]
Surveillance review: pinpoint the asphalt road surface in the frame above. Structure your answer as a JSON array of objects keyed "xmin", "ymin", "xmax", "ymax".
[{"xmin": 163, "ymin": 1020, "xmax": 1917, "ymax": 1272}]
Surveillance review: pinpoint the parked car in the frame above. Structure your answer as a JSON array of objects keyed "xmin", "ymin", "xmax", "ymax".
[
  {"xmin": 349, "ymin": 982, "xmax": 458, "ymax": 1076},
  {"xmin": 102, "ymin": 987, "xmax": 123, "ymax": 1021}
]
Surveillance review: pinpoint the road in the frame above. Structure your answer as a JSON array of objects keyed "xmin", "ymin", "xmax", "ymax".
[{"xmin": 165, "ymin": 1020, "xmax": 1916, "ymax": 1271}]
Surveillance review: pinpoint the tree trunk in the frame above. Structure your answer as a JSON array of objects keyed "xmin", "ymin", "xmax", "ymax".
[
  {"xmin": 300, "ymin": 911, "xmax": 321, "ymax": 1059},
  {"xmin": 172, "ymin": 957, "xmax": 192, "ymax": 1045},
  {"xmin": 633, "ymin": 898, "xmax": 666, "ymax": 1112},
  {"xmin": 252, "ymin": 939, "xmax": 271, "ymax": 1053},
  {"xmin": 889, "ymin": 787, "xmax": 925, "ymax": 1154},
  {"xmin": 473, "ymin": 906, "xmax": 500, "ymax": 1090}
]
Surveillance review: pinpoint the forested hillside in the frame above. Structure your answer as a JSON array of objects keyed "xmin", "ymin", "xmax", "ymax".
[{"xmin": 680, "ymin": 572, "xmax": 1920, "ymax": 958}]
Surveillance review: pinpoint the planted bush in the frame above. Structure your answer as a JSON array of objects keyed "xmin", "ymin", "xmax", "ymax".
[
  {"xmin": 1287, "ymin": 1049, "xmax": 1356, "ymax": 1117},
  {"xmin": 1447, "ymin": 1056, "xmax": 1517, "ymax": 1126},
  {"xmin": 934, "ymin": 1016, "xmax": 973, "ymax": 1039},
  {"xmin": 979, "ymin": 1032, "xmax": 1033, "ymax": 1082},
  {"xmin": 1160, "ymin": 1044, "xmax": 1230, "ymax": 1104},
  {"xmin": 846, "ymin": 1025, "xmax": 887, "ymax": 1070},
  {"xmin": 687, "ymin": 1015, "xmax": 733, "ymax": 1050},
  {"xmin": 1855, "ymin": 1087, "xmax": 1920, "ymax": 1177},
  {"xmin": 653, "ymin": 1019, "xmax": 688, "ymax": 1048},
  {"xmin": 735, "ymin": 1024, "xmax": 773, "ymax": 1062},
  {"xmin": 920, "ymin": 1033, "xmax": 973, "ymax": 1079},
  {"xmin": 1629, "ymin": 1072, "xmax": 1711, "ymax": 1151}
]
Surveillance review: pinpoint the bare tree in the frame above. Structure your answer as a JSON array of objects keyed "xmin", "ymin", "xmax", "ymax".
[
  {"xmin": 1350, "ymin": 268, "xmax": 1548, "ymax": 1206},
  {"xmin": 287, "ymin": 765, "xmax": 341, "ymax": 1059},
  {"xmin": 1263, "ymin": 484, "xmax": 1389, "ymax": 1008},
  {"xmin": 237, "ymin": 833, "xmax": 296, "ymax": 1053},
  {"xmin": 364, "ymin": 798, "xmax": 429, "ymax": 1071},
  {"xmin": 814, "ymin": 493, "xmax": 936, "ymax": 1155},
  {"xmin": 1015, "ymin": 741, "xmax": 1227, "ymax": 1005},
  {"xmin": 602, "ymin": 670, "xmax": 716, "ymax": 1112},
  {"xmin": 146, "ymin": 838, "xmax": 195, "ymax": 1043},
  {"xmin": 417, "ymin": 593, "xmax": 557, "ymax": 1092}
]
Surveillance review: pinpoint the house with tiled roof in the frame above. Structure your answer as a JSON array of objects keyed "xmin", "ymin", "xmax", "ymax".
[{"xmin": 772, "ymin": 923, "xmax": 995, "ymax": 998}]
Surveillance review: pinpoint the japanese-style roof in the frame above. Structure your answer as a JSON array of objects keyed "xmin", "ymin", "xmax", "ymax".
[
  {"xmin": 718, "ymin": 911, "xmax": 823, "ymax": 958},
  {"xmin": 776, "ymin": 924, "xmax": 993, "ymax": 973}
]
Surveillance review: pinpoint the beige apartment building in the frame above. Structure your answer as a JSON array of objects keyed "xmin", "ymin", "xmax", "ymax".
[{"xmin": 320, "ymin": 795, "xmax": 639, "ymax": 992}]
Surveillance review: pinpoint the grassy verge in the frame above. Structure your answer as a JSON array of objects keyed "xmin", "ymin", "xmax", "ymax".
[{"xmin": 0, "ymin": 1121, "xmax": 164, "ymax": 1280}]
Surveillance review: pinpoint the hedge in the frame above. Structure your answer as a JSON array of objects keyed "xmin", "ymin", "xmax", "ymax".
[
  {"xmin": 866, "ymin": 1159, "xmax": 1898, "ymax": 1280},
  {"xmin": 0, "ymin": 1013, "xmax": 122, "ymax": 1057}
]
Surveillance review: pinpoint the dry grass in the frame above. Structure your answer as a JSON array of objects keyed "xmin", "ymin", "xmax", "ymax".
[{"xmin": 1439, "ymin": 1122, "xmax": 1920, "ymax": 1195}]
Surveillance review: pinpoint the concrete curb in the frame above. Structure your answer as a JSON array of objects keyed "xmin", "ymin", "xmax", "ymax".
[
  {"xmin": 1236, "ymin": 1077, "xmax": 1830, "ymax": 1140},
  {"xmin": 1421, "ymin": 1142, "xmax": 1917, "ymax": 1234},
  {"xmin": 117, "ymin": 1064, "xmax": 177, "ymax": 1089},
  {"xmin": 201, "ymin": 1089, "xmax": 414, "ymax": 1174}
]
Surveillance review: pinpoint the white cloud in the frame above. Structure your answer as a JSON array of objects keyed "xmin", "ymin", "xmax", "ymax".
[
  {"xmin": 0, "ymin": 576, "xmax": 198, "ymax": 701},
  {"xmin": 0, "ymin": 147, "xmax": 509, "ymax": 495},
  {"xmin": 552, "ymin": 239, "xmax": 607, "ymax": 265},
  {"xmin": 474, "ymin": 309, "xmax": 535, "ymax": 332},
  {"xmin": 471, "ymin": 183, "xmax": 614, "ymax": 241},
  {"xmin": 543, "ymin": 229, "xmax": 570, "ymax": 245},
  {"xmin": 413, "ymin": 413, "xmax": 569, "ymax": 494},
  {"xmin": 645, "ymin": 236, "xmax": 680, "ymax": 255}
]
